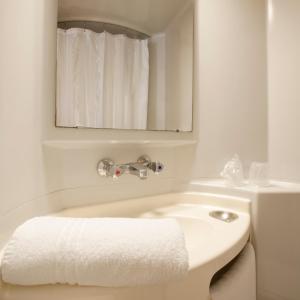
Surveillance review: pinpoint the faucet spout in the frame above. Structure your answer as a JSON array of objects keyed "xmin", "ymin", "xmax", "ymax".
[{"xmin": 125, "ymin": 163, "xmax": 148, "ymax": 180}]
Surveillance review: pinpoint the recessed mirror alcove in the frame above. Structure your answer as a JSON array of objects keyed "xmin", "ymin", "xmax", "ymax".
[{"xmin": 56, "ymin": 0, "xmax": 194, "ymax": 132}]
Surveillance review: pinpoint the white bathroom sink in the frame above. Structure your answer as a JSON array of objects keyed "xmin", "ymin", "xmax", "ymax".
[{"xmin": 0, "ymin": 192, "xmax": 250, "ymax": 300}]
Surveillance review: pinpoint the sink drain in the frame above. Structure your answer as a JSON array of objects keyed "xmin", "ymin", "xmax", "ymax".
[{"xmin": 209, "ymin": 211, "xmax": 238, "ymax": 223}]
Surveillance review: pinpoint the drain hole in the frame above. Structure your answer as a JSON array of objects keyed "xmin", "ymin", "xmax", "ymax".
[{"xmin": 209, "ymin": 211, "xmax": 238, "ymax": 223}]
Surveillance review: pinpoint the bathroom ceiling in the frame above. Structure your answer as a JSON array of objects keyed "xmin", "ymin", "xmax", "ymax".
[{"xmin": 58, "ymin": 0, "xmax": 193, "ymax": 34}]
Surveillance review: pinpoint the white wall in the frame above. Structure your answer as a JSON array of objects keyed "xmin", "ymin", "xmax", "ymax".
[
  {"xmin": 148, "ymin": 34, "xmax": 166, "ymax": 130},
  {"xmin": 0, "ymin": 0, "xmax": 56, "ymax": 246},
  {"xmin": 259, "ymin": 4, "xmax": 300, "ymax": 297},
  {"xmin": 268, "ymin": 0, "xmax": 300, "ymax": 182},
  {"xmin": 0, "ymin": 0, "xmax": 59, "ymax": 246},
  {"xmin": 148, "ymin": 3, "xmax": 194, "ymax": 132},
  {"xmin": 192, "ymin": 0, "xmax": 268, "ymax": 179},
  {"xmin": 46, "ymin": 145, "xmax": 177, "ymax": 208},
  {"xmin": 165, "ymin": 4, "xmax": 194, "ymax": 132}
]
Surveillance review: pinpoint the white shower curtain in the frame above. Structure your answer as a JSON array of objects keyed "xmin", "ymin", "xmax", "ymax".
[{"xmin": 56, "ymin": 28, "xmax": 149, "ymax": 129}]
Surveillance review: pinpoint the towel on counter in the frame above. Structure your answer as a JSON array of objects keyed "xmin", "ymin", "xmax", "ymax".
[{"xmin": 1, "ymin": 217, "xmax": 189, "ymax": 287}]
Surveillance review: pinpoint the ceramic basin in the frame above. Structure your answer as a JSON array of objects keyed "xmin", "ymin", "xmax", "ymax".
[{"xmin": 0, "ymin": 192, "xmax": 250, "ymax": 300}]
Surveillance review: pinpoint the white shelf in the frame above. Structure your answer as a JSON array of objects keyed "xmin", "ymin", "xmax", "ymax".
[{"xmin": 43, "ymin": 139, "xmax": 197, "ymax": 149}]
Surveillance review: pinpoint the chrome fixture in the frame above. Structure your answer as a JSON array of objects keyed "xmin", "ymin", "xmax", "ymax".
[
  {"xmin": 209, "ymin": 211, "xmax": 239, "ymax": 223},
  {"xmin": 97, "ymin": 155, "xmax": 164, "ymax": 180}
]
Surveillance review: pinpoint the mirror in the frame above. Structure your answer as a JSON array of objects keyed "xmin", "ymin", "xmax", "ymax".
[{"xmin": 57, "ymin": 0, "xmax": 194, "ymax": 132}]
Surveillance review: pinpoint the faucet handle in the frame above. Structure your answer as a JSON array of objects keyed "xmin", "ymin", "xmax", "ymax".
[
  {"xmin": 149, "ymin": 161, "xmax": 164, "ymax": 175},
  {"xmin": 137, "ymin": 155, "xmax": 164, "ymax": 175},
  {"xmin": 97, "ymin": 158, "xmax": 115, "ymax": 177},
  {"xmin": 97, "ymin": 158, "xmax": 126, "ymax": 179},
  {"xmin": 112, "ymin": 166, "xmax": 124, "ymax": 180},
  {"xmin": 137, "ymin": 155, "xmax": 151, "ymax": 166}
]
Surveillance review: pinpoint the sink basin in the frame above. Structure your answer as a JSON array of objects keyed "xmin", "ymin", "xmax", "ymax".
[{"xmin": 0, "ymin": 192, "xmax": 250, "ymax": 300}]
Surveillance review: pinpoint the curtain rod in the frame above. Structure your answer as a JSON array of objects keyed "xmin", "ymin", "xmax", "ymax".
[{"xmin": 58, "ymin": 20, "xmax": 150, "ymax": 40}]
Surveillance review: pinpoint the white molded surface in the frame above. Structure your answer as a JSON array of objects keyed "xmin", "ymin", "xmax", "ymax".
[
  {"xmin": 43, "ymin": 139, "xmax": 197, "ymax": 149},
  {"xmin": 0, "ymin": 192, "xmax": 250, "ymax": 300},
  {"xmin": 184, "ymin": 180, "xmax": 300, "ymax": 300}
]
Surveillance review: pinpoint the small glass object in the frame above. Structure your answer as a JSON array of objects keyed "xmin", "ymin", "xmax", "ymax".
[
  {"xmin": 220, "ymin": 154, "xmax": 245, "ymax": 187},
  {"xmin": 248, "ymin": 162, "xmax": 269, "ymax": 187}
]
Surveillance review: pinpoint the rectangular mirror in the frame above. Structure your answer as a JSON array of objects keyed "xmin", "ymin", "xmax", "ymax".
[{"xmin": 56, "ymin": 0, "xmax": 194, "ymax": 132}]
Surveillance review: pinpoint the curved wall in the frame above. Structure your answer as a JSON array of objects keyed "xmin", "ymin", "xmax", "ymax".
[{"xmin": 0, "ymin": 0, "xmax": 59, "ymax": 247}]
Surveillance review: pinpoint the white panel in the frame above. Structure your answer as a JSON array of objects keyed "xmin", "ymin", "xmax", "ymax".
[
  {"xmin": 268, "ymin": 0, "xmax": 300, "ymax": 182},
  {"xmin": 0, "ymin": 0, "xmax": 59, "ymax": 246},
  {"xmin": 252, "ymin": 192, "xmax": 300, "ymax": 300},
  {"xmin": 0, "ymin": 0, "xmax": 58, "ymax": 216},
  {"xmin": 192, "ymin": 0, "xmax": 268, "ymax": 178}
]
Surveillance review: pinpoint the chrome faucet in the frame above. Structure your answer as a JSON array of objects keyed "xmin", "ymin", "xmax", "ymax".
[
  {"xmin": 97, "ymin": 155, "xmax": 164, "ymax": 180},
  {"xmin": 126, "ymin": 163, "xmax": 148, "ymax": 179}
]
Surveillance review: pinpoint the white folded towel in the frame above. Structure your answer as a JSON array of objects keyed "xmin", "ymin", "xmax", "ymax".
[{"xmin": 1, "ymin": 217, "xmax": 189, "ymax": 287}]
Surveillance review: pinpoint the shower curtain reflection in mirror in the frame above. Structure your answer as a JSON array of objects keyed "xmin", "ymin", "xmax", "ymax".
[{"xmin": 56, "ymin": 28, "xmax": 149, "ymax": 130}]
